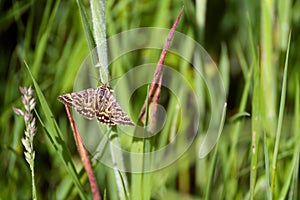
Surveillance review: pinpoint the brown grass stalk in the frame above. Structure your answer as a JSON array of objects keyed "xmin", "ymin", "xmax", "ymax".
[
  {"xmin": 64, "ymin": 104, "xmax": 101, "ymax": 200},
  {"xmin": 138, "ymin": 6, "xmax": 184, "ymax": 133}
]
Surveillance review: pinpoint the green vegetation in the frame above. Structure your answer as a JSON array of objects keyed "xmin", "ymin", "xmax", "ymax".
[{"xmin": 1, "ymin": 0, "xmax": 299, "ymax": 199}]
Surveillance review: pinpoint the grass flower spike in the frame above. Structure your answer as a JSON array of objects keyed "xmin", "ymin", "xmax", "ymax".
[{"xmin": 13, "ymin": 86, "xmax": 37, "ymax": 200}]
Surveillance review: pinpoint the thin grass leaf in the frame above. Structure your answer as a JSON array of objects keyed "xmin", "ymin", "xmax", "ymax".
[
  {"xmin": 157, "ymin": 90, "xmax": 179, "ymax": 148},
  {"xmin": 228, "ymin": 112, "xmax": 251, "ymax": 123},
  {"xmin": 288, "ymin": 76, "xmax": 300, "ymax": 200},
  {"xmin": 142, "ymin": 84, "xmax": 152, "ymax": 200},
  {"xmin": 224, "ymin": 58, "xmax": 253, "ymax": 197},
  {"xmin": 271, "ymin": 32, "xmax": 291, "ymax": 194},
  {"xmin": 277, "ymin": 33, "xmax": 294, "ymax": 200},
  {"xmin": 279, "ymin": 142, "xmax": 298, "ymax": 199},
  {"xmin": 23, "ymin": 1, "xmax": 34, "ymax": 58},
  {"xmin": 289, "ymin": 153, "xmax": 299, "ymax": 200},
  {"xmin": 36, "ymin": 0, "xmax": 52, "ymax": 41},
  {"xmin": 24, "ymin": 61, "xmax": 87, "ymax": 200},
  {"xmin": 264, "ymin": 132, "xmax": 272, "ymax": 200},
  {"xmin": 31, "ymin": 1, "xmax": 60, "ymax": 78},
  {"xmin": 287, "ymin": 63, "xmax": 299, "ymax": 200},
  {"xmin": 131, "ymin": 85, "xmax": 151, "ymax": 200},
  {"xmin": 219, "ymin": 43, "xmax": 230, "ymax": 94},
  {"xmin": 204, "ymin": 103, "xmax": 227, "ymax": 200}
]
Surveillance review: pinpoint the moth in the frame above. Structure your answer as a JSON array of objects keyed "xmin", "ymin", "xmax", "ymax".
[{"xmin": 58, "ymin": 84, "xmax": 134, "ymax": 126}]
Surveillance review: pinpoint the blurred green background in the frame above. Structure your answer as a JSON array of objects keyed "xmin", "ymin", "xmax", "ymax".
[{"xmin": 1, "ymin": 0, "xmax": 300, "ymax": 199}]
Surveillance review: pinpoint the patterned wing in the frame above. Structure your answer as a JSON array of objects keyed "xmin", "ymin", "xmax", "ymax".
[
  {"xmin": 57, "ymin": 88, "xmax": 97, "ymax": 120},
  {"xmin": 58, "ymin": 85, "xmax": 134, "ymax": 126},
  {"xmin": 96, "ymin": 86, "xmax": 134, "ymax": 126}
]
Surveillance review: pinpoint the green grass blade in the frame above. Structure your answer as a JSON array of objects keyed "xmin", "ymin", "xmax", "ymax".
[
  {"xmin": 279, "ymin": 142, "xmax": 298, "ymax": 198},
  {"xmin": 31, "ymin": 1, "xmax": 60, "ymax": 78},
  {"xmin": 271, "ymin": 32, "xmax": 291, "ymax": 194},
  {"xmin": 108, "ymin": 127, "xmax": 130, "ymax": 200},
  {"xmin": 204, "ymin": 103, "xmax": 227, "ymax": 200},
  {"xmin": 224, "ymin": 58, "xmax": 253, "ymax": 197},
  {"xmin": 228, "ymin": 112, "xmax": 250, "ymax": 123},
  {"xmin": 131, "ymin": 85, "xmax": 151, "ymax": 200},
  {"xmin": 250, "ymin": 57, "xmax": 260, "ymax": 199},
  {"xmin": 142, "ymin": 84, "xmax": 152, "ymax": 200},
  {"xmin": 260, "ymin": 0, "xmax": 276, "ymax": 135},
  {"xmin": 264, "ymin": 132, "xmax": 272, "ymax": 200},
  {"xmin": 277, "ymin": 0, "xmax": 292, "ymax": 50},
  {"xmin": 288, "ymin": 76, "xmax": 300, "ymax": 199},
  {"xmin": 249, "ymin": 12, "xmax": 261, "ymax": 199},
  {"xmin": 219, "ymin": 43, "xmax": 230, "ymax": 95},
  {"xmin": 195, "ymin": 0, "xmax": 206, "ymax": 42},
  {"xmin": 90, "ymin": 0, "xmax": 109, "ymax": 82},
  {"xmin": 76, "ymin": 0, "xmax": 96, "ymax": 52}
]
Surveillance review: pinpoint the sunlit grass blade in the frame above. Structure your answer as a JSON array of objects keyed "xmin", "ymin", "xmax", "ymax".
[
  {"xmin": 195, "ymin": 0, "xmax": 207, "ymax": 42},
  {"xmin": 277, "ymin": 0, "xmax": 292, "ymax": 50},
  {"xmin": 90, "ymin": 0, "xmax": 109, "ymax": 82},
  {"xmin": 260, "ymin": 0, "xmax": 276, "ymax": 135}
]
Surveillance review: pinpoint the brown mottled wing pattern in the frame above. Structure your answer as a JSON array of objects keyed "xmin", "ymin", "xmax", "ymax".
[
  {"xmin": 58, "ymin": 85, "xmax": 134, "ymax": 126},
  {"xmin": 58, "ymin": 88, "xmax": 97, "ymax": 119},
  {"xmin": 95, "ymin": 85, "xmax": 134, "ymax": 126}
]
